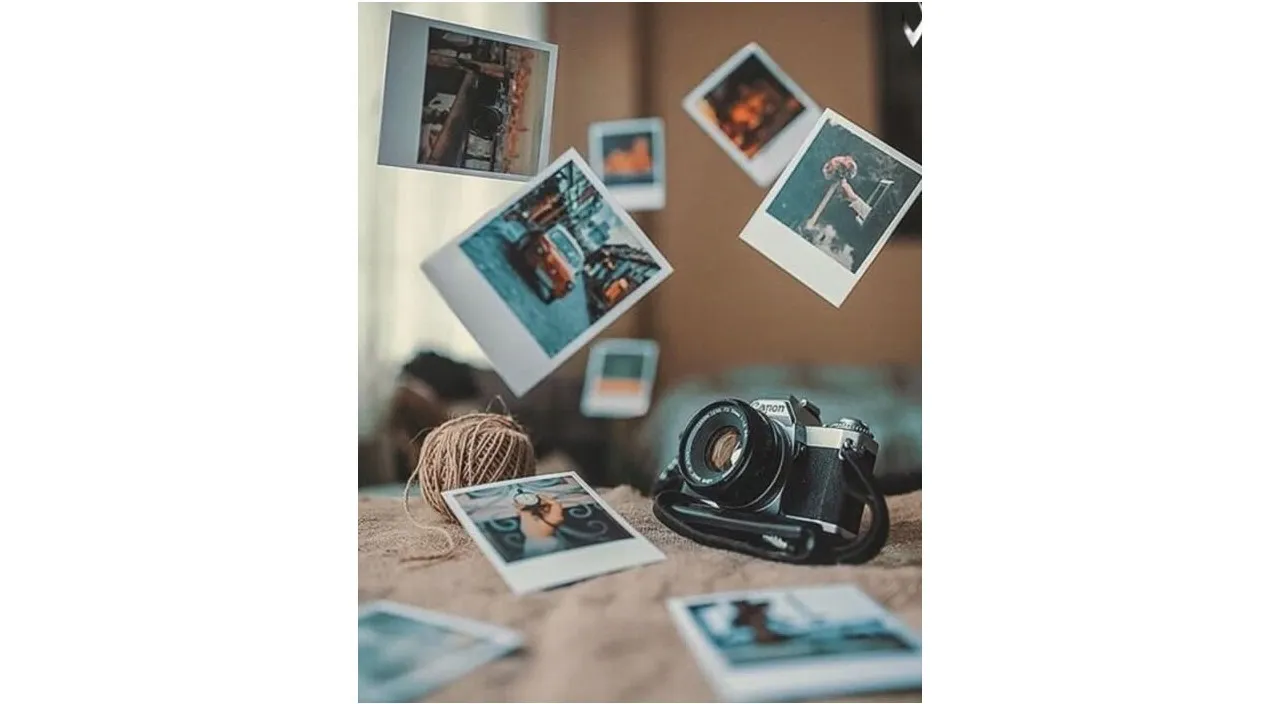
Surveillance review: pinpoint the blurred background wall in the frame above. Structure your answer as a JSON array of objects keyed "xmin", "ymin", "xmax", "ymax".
[{"xmin": 544, "ymin": 2, "xmax": 922, "ymax": 391}]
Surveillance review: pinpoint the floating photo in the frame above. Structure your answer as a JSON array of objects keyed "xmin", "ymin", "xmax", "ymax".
[
  {"xmin": 682, "ymin": 43, "xmax": 821, "ymax": 187},
  {"xmin": 442, "ymin": 471, "xmax": 665, "ymax": 594},
  {"xmin": 588, "ymin": 118, "xmax": 666, "ymax": 212},
  {"xmin": 377, "ymin": 12, "xmax": 558, "ymax": 181},
  {"xmin": 358, "ymin": 601, "xmax": 522, "ymax": 703},
  {"xmin": 580, "ymin": 338, "xmax": 659, "ymax": 419},
  {"xmin": 421, "ymin": 149, "xmax": 673, "ymax": 396},
  {"xmin": 668, "ymin": 585, "xmax": 922, "ymax": 702},
  {"xmin": 739, "ymin": 108, "xmax": 922, "ymax": 307}
]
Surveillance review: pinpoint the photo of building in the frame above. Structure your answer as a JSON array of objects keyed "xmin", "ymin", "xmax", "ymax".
[
  {"xmin": 417, "ymin": 27, "xmax": 551, "ymax": 177},
  {"xmin": 459, "ymin": 158, "xmax": 663, "ymax": 357},
  {"xmin": 697, "ymin": 53, "xmax": 804, "ymax": 159}
]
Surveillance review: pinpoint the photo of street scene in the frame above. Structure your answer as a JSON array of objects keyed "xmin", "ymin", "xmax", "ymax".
[
  {"xmin": 686, "ymin": 589, "xmax": 919, "ymax": 669},
  {"xmin": 765, "ymin": 117, "xmax": 922, "ymax": 273},
  {"xmin": 418, "ymin": 27, "xmax": 551, "ymax": 177},
  {"xmin": 459, "ymin": 157, "xmax": 665, "ymax": 357},
  {"xmin": 697, "ymin": 52, "xmax": 805, "ymax": 160},
  {"xmin": 600, "ymin": 131, "xmax": 657, "ymax": 187}
]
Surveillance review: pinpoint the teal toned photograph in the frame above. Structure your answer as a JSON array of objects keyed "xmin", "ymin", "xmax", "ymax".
[{"xmin": 765, "ymin": 118, "xmax": 922, "ymax": 273}]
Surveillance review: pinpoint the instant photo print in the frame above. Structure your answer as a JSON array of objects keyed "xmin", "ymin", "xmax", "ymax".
[
  {"xmin": 580, "ymin": 338, "xmax": 659, "ymax": 419},
  {"xmin": 668, "ymin": 584, "xmax": 922, "ymax": 702},
  {"xmin": 588, "ymin": 117, "xmax": 666, "ymax": 212},
  {"xmin": 358, "ymin": 601, "xmax": 523, "ymax": 703},
  {"xmin": 420, "ymin": 148, "xmax": 673, "ymax": 397},
  {"xmin": 377, "ymin": 12, "xmax": 558, "ymax": 181},
  {"xmin": 442, "ymin": 471, "xmax": 666, "ymax": 595},
  {"xmin": 682, "ymin": 43, "xmax": 821, "ymax": 188},
  {"xmin": 739, "ymin": 108, "xmax": 923, "ymax": 307}
]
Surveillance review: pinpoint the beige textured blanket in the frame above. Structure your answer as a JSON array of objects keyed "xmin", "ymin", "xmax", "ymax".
[{"xmin": 358, "ymin": 487, "xmax": 922, "ymax": 703}]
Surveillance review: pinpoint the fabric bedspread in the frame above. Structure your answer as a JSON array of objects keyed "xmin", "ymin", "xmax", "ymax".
[{"xmin": 358, "ymin": 486, "xmax": 923, "ymax": 703}]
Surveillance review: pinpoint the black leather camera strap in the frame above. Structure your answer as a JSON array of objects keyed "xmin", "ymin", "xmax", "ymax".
[{"xmin": 651, "ymin": 441, "xmax": 891, "ymax": 565}]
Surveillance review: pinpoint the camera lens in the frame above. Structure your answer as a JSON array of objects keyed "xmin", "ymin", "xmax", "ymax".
[
  {"xmin": 706, "ymin": 427, "xmax": 743, "ymax": 471},
  {"xmin": 676, "ymin": 399, "xmax": 787, "ymax": 510}
]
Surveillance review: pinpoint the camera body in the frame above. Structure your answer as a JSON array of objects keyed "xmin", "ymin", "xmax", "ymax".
[{"xmin": 671, "ymin": 395, "xmax": 879, "ymax": 534}]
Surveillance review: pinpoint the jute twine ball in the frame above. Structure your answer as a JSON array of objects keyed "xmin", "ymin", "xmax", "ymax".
[{"xmin": 401, "ymin": 413, "xmax": 537, "ymax": 562}]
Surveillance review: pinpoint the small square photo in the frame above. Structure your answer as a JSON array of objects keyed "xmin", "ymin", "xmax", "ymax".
[
  {"xmin": 669, "ymin": 585, "xmax": 922, "ymax": 702},
  {"xmin": 448, "ymin": 473, "xmax": 631, "ymax": 563},
  {"xmin": 442, "ymin": 471, "xmax": 665, "ymax": 594},
  {"xmin": 683, "ymin": 43, "xmax": 820, "ymax": 187},
  {"xmin": 588, "ymin": 118, "xmax": 666, "ymax": 212},
  {"xmin": 421, "ymin": 149, "xmax": 672, "ymax": 396},
  {"xmin": 378, "ymin": 13, "xmax": 558, "ymax": 181},
  {"xmin": 580, "ymin": 338, "xmax": 659, "ymax": 418},
  {"xmin": 740, "ymin": 108, "xmax": 922, "ymax": 307}
]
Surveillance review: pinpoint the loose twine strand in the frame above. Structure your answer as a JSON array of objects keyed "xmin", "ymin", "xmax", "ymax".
[{"xmin": 401, "ymin": 407, "xmax": 536, "ymax": 563}]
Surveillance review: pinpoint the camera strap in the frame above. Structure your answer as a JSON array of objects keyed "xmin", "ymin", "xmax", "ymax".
[{"xmin": 651, "ymin": 441, "xmax": 891, "ymax": 565}]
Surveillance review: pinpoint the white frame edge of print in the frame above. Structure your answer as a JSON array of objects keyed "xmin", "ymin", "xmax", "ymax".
[
  {"xmin": 377, "ymin": 11, "xmax": 559, "ymax": 182},
  {"xmin": 579, "ymin": 338, "xmax": 660, "ymax": 418},
  {"xmin": 588, "ymin": 117, "xmax": 667, "ymax": 212},
  {"xmin": 420, "ymin": 148, "xmax": 673, "ymax": 397},
  {"xmin": 358, "ymin": 600, "xmax": 523, "ymax": 702},
  {"xmin": 441, "ymin": 471, "xmax": 666, "ymax": 595},
  {"xmin": 738, "ymin": 108, "xmax": 923, "ymax": 307},
  {"xmin": 666, "ymin": 584, "xmax": 922, "ymax": 702},
  {"xmin": 681, "ymin": 42, "xmax": 822, "ymax": 188}
]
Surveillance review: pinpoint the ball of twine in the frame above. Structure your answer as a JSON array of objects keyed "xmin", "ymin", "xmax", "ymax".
[{"xmin": 402, "ymin": 412, "xmax": 537, "ymax": 561}]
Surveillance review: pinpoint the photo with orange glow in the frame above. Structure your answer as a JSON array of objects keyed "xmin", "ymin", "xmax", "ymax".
[{"xmin": 697, "ymin": 54, "xmax": 804, "ymax": 159}]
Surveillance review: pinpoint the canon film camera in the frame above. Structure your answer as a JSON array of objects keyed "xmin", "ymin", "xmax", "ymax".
[{"xmin": 651, "ymin": 395, "xmax": 890, "ymax": 564}]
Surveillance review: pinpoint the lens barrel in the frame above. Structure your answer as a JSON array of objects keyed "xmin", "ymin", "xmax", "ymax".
[{"xmin": 676, "ymin": 399, "xmax": 787, "ymax": 510}]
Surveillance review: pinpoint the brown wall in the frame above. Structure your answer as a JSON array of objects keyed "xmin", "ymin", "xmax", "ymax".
[{"xmin": 548, "ymin": 2, "xmax": 921, "ymax": 390}]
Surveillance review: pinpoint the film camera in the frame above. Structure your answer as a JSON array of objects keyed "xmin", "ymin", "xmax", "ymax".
[{"xmin": 652, "ymin": 395, "xmax": 890, "ymax": 564}]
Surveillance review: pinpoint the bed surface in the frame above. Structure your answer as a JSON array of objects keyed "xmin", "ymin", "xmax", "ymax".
[{"xmin": 359, "ymin": 486, "xmax": 922, "ymax": 702}]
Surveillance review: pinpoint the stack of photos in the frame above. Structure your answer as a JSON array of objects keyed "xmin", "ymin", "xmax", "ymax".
[
  {"xmin": 579, "ymin": 338, "xmax": 660, "ymax": 418},
  {"xmin": 738, "ymin": 108, "xmax": 923, "ymax": 307},
  {"xmin": 683, "ymin": 43, "xmax": 821, "ymax": 187},
  {"xmin": 588, "ymin": 117, "xmax": 666, "ymax": 212},
  {"xmin": 358, "ymin": 601, "xmax": 522, "ymax": 703},
  {"xmin": 420, "ymin": 149, "xmax": 673, "ymax": 397},
  {"xmin": 668, "ymin": 584, "xmax": 922, "ymax": 702},
  {"xmin": 377, "ymin": 12, "xmax": 558, "ymax": 181},
  {"xmin": 441, "ymin": 471, "xmax": 665, "ymax": 594}
]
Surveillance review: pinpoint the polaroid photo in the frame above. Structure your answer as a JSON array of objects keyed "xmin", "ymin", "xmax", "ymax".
[
  {"xmin": 580, "ymin": 338, "xmax": 659, "ymax": 418},
  {"xmin": 358, "ymin": 600, "xmax": 522, "ymax": 703},
  {"xmin": 739, "ymin": 108, "xmax": 923, "ymax": 307},
  {"xmin": 377, "ymin": 11, "xmax": 558, "ymax": 181},
  {"xmin": 441, "ymin": 471, "xmax": 665, "ymax": 595},
  {"xmin": 668, "ymin": 584, "xmax": 922, "ymax": 703},
  {"xmin": 420, "ymin": 148, "xmax": 674, "ymax": 397},
  {"xmin": 588, "ymin": 118, "xmax": 666, "ymax": 212},
  {"xmin": 682, "ymin": 43, "xmax": 821, "ymax": 188}
]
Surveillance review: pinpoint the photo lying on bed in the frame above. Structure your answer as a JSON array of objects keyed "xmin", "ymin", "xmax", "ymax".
[
  {"xmin": 688, "ymin": 595, "xmax": 916, "ymax": 667},
  {"xmin": 669, "ymin": 585, "xmax": 921, "ymax": 701},
  {"xmin": 447, "ymin": 474, "xmax": 632, "ymax": 563},
  {"xmin": 358, "ymin": 601, "xmax": 521, "ymax": 703}
]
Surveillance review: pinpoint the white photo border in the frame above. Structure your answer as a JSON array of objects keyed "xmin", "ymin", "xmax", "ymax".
[
  {"xmin": 579, "ymin": 338, "xmax": 660, "ymax": 418},
  {"xmin": 667, "ymin": 584, "xmax": 923, "ymax": 703},
  {"xmin": 420, "ymin": 148, "xmax": 673, "ymax": 396},
  {"xmin": 739, "ymin": 108, "xmax": 923, "ymax": 307},
  {"xmin": 588, "ymin": 117, "xmax": 667, "ymax": 212},
  {"xmin": 376, "ymin": 11, "xmax": 559, "ymax": 182},
  {"xmin": 441, "ymin": 471, "xmax": 666, "ymax": 595},
  {"xmin": 681, "ymin": 42, "xmax": 822, "ymax": 188}
]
